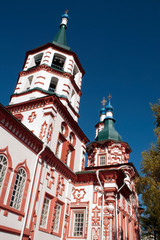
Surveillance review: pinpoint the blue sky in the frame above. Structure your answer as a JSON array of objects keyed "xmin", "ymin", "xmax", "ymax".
[{"xmin": 0, "ymin": 0, "xmax": 160, "ymax": 173}]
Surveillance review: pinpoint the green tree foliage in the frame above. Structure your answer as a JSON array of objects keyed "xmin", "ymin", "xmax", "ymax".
[{"xmin": 137, "ymin": 100, "xmax": 160, "ymax": 240}]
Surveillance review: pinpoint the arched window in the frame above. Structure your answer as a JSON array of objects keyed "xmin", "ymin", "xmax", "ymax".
[
  {"xmin": 48, "ymin": 77, "xmax": 58, "ymax": 92},
  {"xmin": 51, "ymin": 53, "xmax": 66, "ymax": 70},
  {"xmin": 0, "ymin": 155, "xmax": 8, "ymax": 190},
  {"xmin": 71, "ymin": 90, "xmax": 75, "ymax": 107},
  {"xmin": 61, "ymin": 122, "xmax": 69, "ymax": 137},
  {"xmin": 34, "ymin": 53, "xmax": 43, "ymax": 66},
  {"xmin": 10, "ymin": 167, "xmax": 26, "ymax": 210},
  {"xmin": 26, "ymin": 75, "xmax": 33, "ymax": 90}
]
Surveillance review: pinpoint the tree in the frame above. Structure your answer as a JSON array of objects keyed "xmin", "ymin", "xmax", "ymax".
[{"xmin": 136, "ymin": 99, "xmax": 160, "ymax": 240}]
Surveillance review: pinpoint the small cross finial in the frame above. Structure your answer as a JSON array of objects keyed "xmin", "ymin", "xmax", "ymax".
[
  {"xmin": 65, "ymin": 9, "xmax": 69, "ymax": 14},
  {"xmin": 101, "ymin": 97, "xmax": 107, "ymax": 108},
  {"xmin": 108, "ymin": 93, "xmax": 112, "ymax": 101}
]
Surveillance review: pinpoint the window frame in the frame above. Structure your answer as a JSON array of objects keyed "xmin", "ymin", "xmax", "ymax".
[
  {"xmin": 10, "ymin": 167, "xmax": 27, "ymax": 210},
  {"xmin": 0, "ymin": 147, "xmax": 12, "ymax": 204},
  {"xmin": 0, "ymin": 154, "xmax": 8, "ymax": 191},
  {"xmin": 55, "ymin": 139, "xmax": 63, "ymax": 159},
  {"xmin": 40, "ymin": 196, "xmax": 51, "ymax": 228},
  {"xmin": 5, "ymin": 160, "xmax": 30, "ymax": 219},
  {"xmin": 52, "ymin": 202, "xmax": 62, "ymax": 233},
  {"xmin": 51, "ymin": 53, "xmax": 66, "ymax": 71},
  {"xmin": 73, "ymin": 211, "xmax": 85, "ymax": 237},
  {"xmin": 34, "ymin": 53, "xmax": 43, "ymax": 66},
  {"xmin": 99, "ymin": 155, "xmax": 106, "ymax": 166},
  {"xmin": 48, "ymin": 77, "xmax": 58, "ymax": 93},
  {"xmin": 69, "ymin": 208, "xmax": 86, "ymax": 238}
]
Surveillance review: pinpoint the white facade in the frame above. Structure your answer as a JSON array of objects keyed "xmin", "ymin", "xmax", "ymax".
[{"xmin": 0, "ymin": 13, "xmax": 140, "ymax": 240}]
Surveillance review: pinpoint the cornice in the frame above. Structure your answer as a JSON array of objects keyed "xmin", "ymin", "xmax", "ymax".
[
  {"xmin": 19, "ymin": 64, "xmax": 82, "ymax": 96},
  {"xmin": 10, "ymin": 88, "xmax": 80, "ymax": 119},
  {"xmin": 87, "ymin": 139, "xmax": 132, "ymax": 153},
  {"xmin": 42, "ymin": 147, "xmax": 77, "ymax": 182},
  {"xmin": 0, "ymin": 102, "xmax": 79, "ymax": 182},
  {"xmin": 0, "ymin": 103, "xmax": 42, "ymax": 154},
  {"xmin": 6, "ymin": 95, "xmax": 89, "ymax": 144},
  {"xmin": 23, "ymin": 43, "xmax": 85, "ymax": 76}
]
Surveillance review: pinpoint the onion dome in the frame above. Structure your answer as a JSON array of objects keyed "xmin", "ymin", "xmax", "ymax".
[
  {"xmin": 97, "ymin": 95, "xmax": 122, "ymax": 141},
  {"xmin": 105, "ymin": 100, "xmax": 114, "ymax": 112},
  {"xmin": 51, "ymin": 10, "xmax": 71, "ymax": 50},
  {"xmin": 100, "ymin": 107, "xmax": 106, "ymax": 115}
]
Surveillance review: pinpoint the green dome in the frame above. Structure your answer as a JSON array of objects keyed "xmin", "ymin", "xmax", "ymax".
[{"xmin": 96, "ymin": 117, "xmax": 122, "ymax": 141}]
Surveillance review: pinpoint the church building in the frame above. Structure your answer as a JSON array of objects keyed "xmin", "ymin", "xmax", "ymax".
[{"xmin": 0, "ymin": 11, "xmax": 141, "ymax": 240}]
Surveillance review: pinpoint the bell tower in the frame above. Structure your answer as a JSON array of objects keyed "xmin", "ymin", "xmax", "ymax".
[
  {"xmin": 9, "ymin": 11, "xmax": 84, "ymax": 123},
  {"xmin": 6, "ymin": 12, "xmax": 88, "ymax": 170}
]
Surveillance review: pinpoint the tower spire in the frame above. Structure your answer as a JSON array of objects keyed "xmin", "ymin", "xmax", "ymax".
[{"xmin": 51, "ymin": 10, "xmax": 71, "ymax": 50}]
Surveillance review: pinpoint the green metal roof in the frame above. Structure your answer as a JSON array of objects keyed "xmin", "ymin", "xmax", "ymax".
[
  {"xmin": 51, "ymin": 23, "xmax": 71, "ymax": 51},
  {"xmin": 96, "ymin": 117, "xmax": 122, "ymax": 141}
]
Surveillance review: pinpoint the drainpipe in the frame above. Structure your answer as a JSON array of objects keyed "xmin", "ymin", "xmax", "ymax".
[
  {"xmin": 115, "ymin": 183, "xmax": 126, "ymax": 240},
  {"xmin": 61, "ymin": 179, "xmax": 71, "ymax": 240},
  {"xmin": 96, "ymin": 170, "xmax": 104, "ymax": 240},
  {"xmin": 20, "ymin": 143, "xmax": 47, "ymax": 240}
]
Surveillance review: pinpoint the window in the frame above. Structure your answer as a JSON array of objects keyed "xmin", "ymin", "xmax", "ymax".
[
  {"xmin": 61, "ymin": 124, "xmax": 65, "ymax": 134},
  {"xmin": 48, "ymin": 77, "xmax": 58, "ymax": 92},
  {"xmin": 73, "ymin": 64, "xmax": 78, "ymax": 78},
  {"xmin": 70, "ymin": 90, "xmax": 75, "ymax": 107},
  {"xmin": 99, "ymin": 155, "xmax": 106, "ymax": 165},
  {"xmin": 0, "ymin": 155, "xmax": 7, "ymax": 190},
  {"xmin": 10, "ymin": 167, "xmax": 26, "ymax": 209},
  {"xmin": 51, "ymin": 53, "xmax": 66, "ymax": 70},
  {"xmin": 66, "ymin": 150, "xmax": 71, "ymax": 166},
  {"xmin": 26, "ymin": 76, "xmax": 33, "ymax": 90},
  {"xmin": 53, "ymin": 203, "xmax": 61, "ymax": 233},
  {"xmin": 73, "ymin": 212, "xmax": 84, "ymax": 237},
  {"xmin": 56, "ymin": 140, "xmax": 62, "ymax": 159},
  {"xmin": 40, "ymin": 196, "xmax": 50, "ymax": 228},
  {"xmin": 34, "ymin": 53, "xmax": 43, "ymax": 66},
  {"xmin": 69, "ymin": 132, "xmax": 76, "ymax": 146},
  {"xmin": 61, "ymin": 122, "xmax": 69, "ymax": 138}
]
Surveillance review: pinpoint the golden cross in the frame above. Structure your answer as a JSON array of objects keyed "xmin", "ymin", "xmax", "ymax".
[
  {"xmin": 101, "ymin": 97, "xmax": 107, "ymax": 108},
  {"xmin": 108, "ymin": 93, "xmax": 112, "ymax": 101},
  {"xmin": 65, "ymin": 9, "xmax": 69, "ymax": 14}
]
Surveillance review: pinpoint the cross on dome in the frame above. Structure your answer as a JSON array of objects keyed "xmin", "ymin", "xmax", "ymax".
[
  {"xmin": 101, "ymin": 97, "xmax": 107, "ymax": 108},
  {"xmin": 108, "ymin": 93, "xmax": 112, "ymax": 101}
]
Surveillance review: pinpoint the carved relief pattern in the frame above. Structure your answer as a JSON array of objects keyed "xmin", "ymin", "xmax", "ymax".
[
  {"xmin": 91, "ymin": 228, "xmax": 100, "ymax": 240},
  {"xmin": 88, "ymin": 148, "xmax": 97, "ymax": 167},
  {"xmin": 39, "ymin": 121, "xmax": 48, "ymax": 140},
  {"xmin": 28, "ymin": 111, "xmax": 37, "ymax": 123},
  {"xmin": 46, "ymin": 168, "xmax": 55, "ymax": 189},
  {"xmin": 47, "ymin": 123, "xmax": 53, "ymax": 143},
  {"xmin": 56, "ymin": 174, "xmax": 65, "ymax": 196},
  {"xmin": 108, "ymin": 144, "xmax": 127, "ymax": 164},
  {"xmin": 103, "ymin": 216, "xmax": 110, "ymax": 239},
  {"xmin": 72, "ymin": 188, "xmax": 86, "ymax": 203},
  {"xmin": 92, "ymin": 206, "xmax": 101, "ymax": 225}
]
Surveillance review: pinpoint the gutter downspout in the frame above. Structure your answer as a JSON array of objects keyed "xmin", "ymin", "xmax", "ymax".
[
  {"xmin": 95, "ymin": 167, "xmax": 129, "ymax": 240},
  {"xmin": 115, "ymin": 183, "xmax": 126, "ymax": 240},
  {"xmin": 96, "ymin": 170, "xmax": 104, "ymax": 240},
  {"xmin": 20, "ymin": 143, "xmax": 47, "ymax": 240}
]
